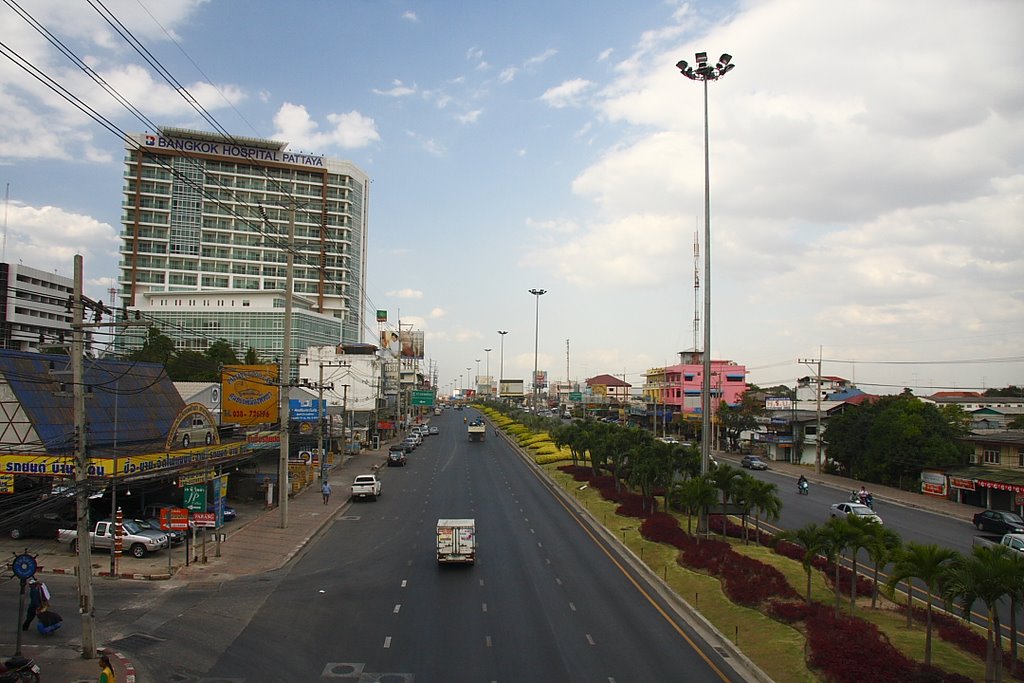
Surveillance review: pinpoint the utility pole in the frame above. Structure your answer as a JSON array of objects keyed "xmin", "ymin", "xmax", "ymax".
[
  {"xmin": 799, "ymin": 349, "xmax": 824, "ymax": 474},
  {"xmin": 71, "ymin": 255, "xmax": 96, "ymax": 657},
  {"xmin": 341, "ymin": 384, "xmax": 350, "ymax": 461},
  {"xmin": 278, "ymin": 202, "xmax": 296, "ymax": 528}
]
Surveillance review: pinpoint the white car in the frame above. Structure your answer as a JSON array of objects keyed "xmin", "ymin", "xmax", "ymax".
[{"xmin": 830, "ymin": 502, "xmax": 883, "ymax": 524}]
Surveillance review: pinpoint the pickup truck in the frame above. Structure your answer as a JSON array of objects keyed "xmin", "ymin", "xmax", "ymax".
[
  {"xmin": 57, "ymin": 519, "xmax": 169, "ymax": 558},
  {"xmin": 973, "ymin": 532, "xmax": 1024, "ymax": 554},
  {"xmin": 351, "ymin": 474, "xmax": 382, "ymax": 501}
]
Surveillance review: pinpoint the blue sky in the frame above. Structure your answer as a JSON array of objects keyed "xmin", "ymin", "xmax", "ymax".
[{"xmin": 1, "ymin": 0, "xmax": 1022, "ymax": 397}]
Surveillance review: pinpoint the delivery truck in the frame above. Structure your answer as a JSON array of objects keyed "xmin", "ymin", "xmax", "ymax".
[{"xmin": 437, "ymin": 518, "xmax": 476, "ymax": 564}]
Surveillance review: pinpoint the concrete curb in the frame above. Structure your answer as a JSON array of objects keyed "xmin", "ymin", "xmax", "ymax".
[{"xmin": 100, "ymin": 647, "xmax": 137, "ymax": 683}]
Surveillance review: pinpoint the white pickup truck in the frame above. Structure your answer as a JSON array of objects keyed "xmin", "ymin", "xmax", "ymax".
[
  {"xmin": 351, "ymin": 474, "xmax": 382, "ymax": 501},
  {"xmin": 973, "ymin": 532, "xmax": 1024, "ymax": 554},
  {"xmin": 57, "ymin": 519, "xmax": 169, "ymax": 558}
]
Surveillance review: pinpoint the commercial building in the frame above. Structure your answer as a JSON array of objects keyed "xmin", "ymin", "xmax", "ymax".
[
  {"xmin": 642, "ymin": 351, "xmax": 748, "ymax": 416},
  {"xmin": 117, "ymin": 128, "xmax": 369, "ymax": 357},
  {"xmin": 0, "ymin": 262, "xmax": 78, "ymax": 352}
]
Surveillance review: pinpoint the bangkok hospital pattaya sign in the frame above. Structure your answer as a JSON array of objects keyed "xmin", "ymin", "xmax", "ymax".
[
  {"xmin": 141, "ymin": 134, "xmax": 326, "ymax": 168},
  {"xmin": 1, "ymin": 443, "xmax": 244, "ymax": 479}
]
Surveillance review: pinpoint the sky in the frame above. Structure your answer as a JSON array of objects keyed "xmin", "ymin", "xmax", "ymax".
[{"xmin": 1, "ymin": 0, "xmax": 1022, "ymax": 398}]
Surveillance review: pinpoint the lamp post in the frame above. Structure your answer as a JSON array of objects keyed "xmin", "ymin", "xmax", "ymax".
[
  {"xmin": 466, "ymin": 367, "xmax": 472, "ymax": 398},
  {"xmin": 484, "ymin": 348, "xmax": 491, "ymax": 396},
  {"xmin": 529, "ymin": 288, "xmax": 546, "ymax": 410},
  {"xmin": 676, "ymin": 51, "xmax": 735, "ymax": 476},
  {"xmin": 475, "ymin": 359, "xmax": 481, "ymax": 394},
  {"xmin": 497, "ymin": 331, "xmax": 508, "ymax": 398}
]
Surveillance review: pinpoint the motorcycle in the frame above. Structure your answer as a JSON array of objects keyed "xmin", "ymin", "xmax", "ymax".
[
  {"xmin": 0, "ymin": 656, "xmax": 41, "ymax": 683},
  {"xmin": 798, "ymin": 480, "xmax": 809, "ymax": 495}
]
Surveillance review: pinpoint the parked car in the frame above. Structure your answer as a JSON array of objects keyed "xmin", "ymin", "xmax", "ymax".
[
  {"xmin": 387, "ymin": 450, "xmax": 407, "ymax": 467},
  {"xmin": 7, "ymin": 509, "xmax": 76, "ymax": 540},
  {"xmin": 428, "ymin": 426, "xmax": 439, "ymax": 436},
  {"xmin": 973, "ymin": 509, "xmax": 1024, "ymax": 534},
  {"xmin": 741, "ymin": 455, "xmax": 768, "ymax": 470},
  {"xmin": 208, "ymin": 502, "xmax": 236, "ymax": 522},
  {"xmin": 134, "ymin": 518, "xmax": 186, "ymax": 545},
  {"xmin": 398, "ymin": 437, "xmax": 417, "ymax": 452},
  {"xmin": 830, "ymin": 502, "xmax": 883, "ymax": 524}
]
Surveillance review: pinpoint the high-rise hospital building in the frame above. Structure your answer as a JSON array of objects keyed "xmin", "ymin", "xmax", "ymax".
[{"xmin": 117, "ymin": 128, "xmax": 369, "ymax": 359}]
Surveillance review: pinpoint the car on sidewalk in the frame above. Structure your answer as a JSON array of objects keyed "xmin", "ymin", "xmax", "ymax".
[{"xmin": 972, "ymin": 509, "xmax": 1024, "ymax": 534}]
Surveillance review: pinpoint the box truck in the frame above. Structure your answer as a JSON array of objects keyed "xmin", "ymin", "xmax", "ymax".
[{"xmin": 437, "ymin": 518, "xmax": 476, "ymax": 564}]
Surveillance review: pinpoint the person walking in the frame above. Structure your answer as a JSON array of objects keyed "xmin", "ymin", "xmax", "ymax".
[
  {"xmin": 321, "ymin": 480, "xmax": 332, "ymax": 505},
  {"xmin": 21, "ymin": 577, "xmax": 49, "ymax": 631},
  {"xmin": 98, "ymin": 654, "xmax": 116, "ymax": 683}
]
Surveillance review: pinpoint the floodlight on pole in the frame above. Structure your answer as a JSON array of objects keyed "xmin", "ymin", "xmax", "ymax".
[
  {"xmin": 676, "ymin": 51, "xmax": 735, "ymax": 477},
  {"xmin": 497, "ymin": 331, "xmax": 508, "ymax": 398},
  {"xmin": 529, "ymin": 289, "xmax": 547, "ymax": 410}
]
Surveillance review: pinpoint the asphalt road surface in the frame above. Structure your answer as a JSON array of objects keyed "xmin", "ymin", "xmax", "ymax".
[{"xmin": 115, "ymin": 408, "xmax": 749, "ymax": 682}]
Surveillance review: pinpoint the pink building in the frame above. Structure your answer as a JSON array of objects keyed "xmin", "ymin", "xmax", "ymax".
[{"xmin": 643, "ymin": 351, "xmax": 747, "ymax": 415}]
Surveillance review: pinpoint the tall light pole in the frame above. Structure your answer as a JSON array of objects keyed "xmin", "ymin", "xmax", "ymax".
[
  {"xmin": 484, "ymin": 348, "xmax": 491, "ymax": 396},
  {"xmin": 497, "ymin": 331, "xmax": 508, "ymax": 398},
  {"xmin": 676, "ymin": 52, "xmax": 735, "ymax": 476},
  {"xmin": 529, "ymin": 288, "xmax": 546, "ymax": 410}
]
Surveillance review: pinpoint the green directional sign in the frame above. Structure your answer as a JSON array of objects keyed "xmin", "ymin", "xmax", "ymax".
[
  {"xmin": 569, "ymin": 392, "xmax": 583, "ymax": 402},
  {"xmin": 183, "ymin": 484, "xmax": 207, "ymax": 512},
  {"xmin": 411, "ymin": 390, "xmax": 436, "ymax": 406}
]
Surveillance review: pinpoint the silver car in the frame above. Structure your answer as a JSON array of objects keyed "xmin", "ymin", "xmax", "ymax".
[{"xmin": 830, "ymin": 502, "xmax": 883, "ymax": 524}]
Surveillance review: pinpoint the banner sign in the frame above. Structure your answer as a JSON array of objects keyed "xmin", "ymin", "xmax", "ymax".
[
  {"xmin": 222, "ymin": 365, "xmax": 279, "ymax": 426},
  {"xmin": 949, "ymin": 477, "xmax": 976, "ymax": 491}
]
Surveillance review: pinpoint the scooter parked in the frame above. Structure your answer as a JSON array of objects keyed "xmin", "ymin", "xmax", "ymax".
[{"xmin": 0, "ymin": 656, "xmax": 41, "ymax": 683}]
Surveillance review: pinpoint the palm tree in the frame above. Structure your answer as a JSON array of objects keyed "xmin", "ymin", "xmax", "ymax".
[
  {"xmin": 819, "ymin": 517, "xmax": 856, "ymax": 615},
  {"xmin": 709, "ymin": 464, "xmax": 744, "ymax": 539},
  {"xmin": 670, "ymin": 475, "xmax": 718, "ymax": 537},
  {"xmin": 732, "ymin": 474, "xmax": 756, "ymax": 543},
  {"xmin": 778, "ymin": 523, "xmax": 826, "ymax": 604},
  {"xmin": 747, "ymin": 479, "xmax": 781, "ymax": 547},
  {"xmin": 863, "ymin": 526, "xmax": 902, "ymax": 609},
  {"xmin": 842, "ymin": 515, "xmax": 879, "ymax": 616},
  {"xmin": 1005, "ymin": 553, "xmax": 1024, "ymax": 677},
  {"xmin": 886, "ymin": 542, "xmax": 958, "ymax": 666},
  {"xmin": 944, "ymin": 545, "xmax": 1017, "ymax": 683}
]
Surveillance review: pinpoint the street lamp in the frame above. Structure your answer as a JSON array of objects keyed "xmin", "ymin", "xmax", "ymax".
[
  {"xmin": 676, "ymin": 51, "xmax": 735, "ymax": 476},
  {"xmin": 467, "ymin": 367, "xmax": 472, "ymax": 397},
  {"xmin": 484, "ymin": 348, "xmax": 491, "ymax": 396},
  {"xmin": 529, "ymin": 288, "xmax": 547, "ymax": 410},
  {"xmin": 475, "ymin": 359, "xmax": 481, "ymax": 393},
  {"xmin": 497, "ymin": 331, "xmax": 508, "ymax": 398}
]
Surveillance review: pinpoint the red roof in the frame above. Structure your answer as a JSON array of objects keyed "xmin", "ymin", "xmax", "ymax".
[
  {"xmin": 928, "ymin": 391, "xmax": 982, "ymax": 399},
  {"xmin": 586, "ymin": 374, "xmax": 631, "ymax": 388}
]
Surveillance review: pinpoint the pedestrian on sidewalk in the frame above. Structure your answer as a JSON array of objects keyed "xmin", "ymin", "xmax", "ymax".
[
  {"xmin": 21, "ymin": 577, "xmax": 49, "ymax": 631},
  {"xmin": 322, "ymin": 480, "xmax": 332, "ymax": 504},
  {"xmin": 98, "ymin": 654, "xmax": 116, "ymax": 683}
]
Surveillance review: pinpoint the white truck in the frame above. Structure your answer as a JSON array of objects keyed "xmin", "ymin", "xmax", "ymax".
[
  {"xmin": 437, "ymin": 518, "xmax": 476, "ymax": 564},
  {"xmin": 973, "ymin": 532, "xmax": 1024, "ymax": 554},
  {"xmin": 57, "ymin": 519, "xmax": 169, "ymax": 558},
  {"xmin": 351, "ymin": 474, "xmax": 382, "ymax": 501},
  {"xmin": 468, "ymin": 419, "xmax": 486, "ymax": 442}
]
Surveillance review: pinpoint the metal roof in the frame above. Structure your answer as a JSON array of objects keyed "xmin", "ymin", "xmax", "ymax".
[{"xmin": 0, "ymin": 350, "xmax": 185, "ymax": 454}]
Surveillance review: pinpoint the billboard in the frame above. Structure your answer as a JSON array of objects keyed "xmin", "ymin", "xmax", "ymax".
[
  {"xmin": 534, "ymin": 370, "xmax": 548, "ymax": 389},
  {"xmin": 379, "ymin": 330, "xmax": 400, "ymax": 358},
  {"xmin": 765, "ymin": 397, "xmax": 794, "ymax": 410},
  {"xmin": 400, "ymin": 330, "xmax": 424, "ymax": 359},
  {"xmin": 499, "ymin": 379, "xmax": 525, "ymax": 397},
  {"xmin": 222, "ymin": 364, "xmax": 279, "ymax": 426},
  {"xmin": 376, "ymin": 310, "xmax": 387, "ymax": 322}
]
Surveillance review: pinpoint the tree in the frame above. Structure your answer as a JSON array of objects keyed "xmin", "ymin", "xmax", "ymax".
[
  {"xmin": 842, "ymin": 515, "xmax": 878, "ymax": 616},
  {"xmin": 206, "ymin": 339, "xmax": 240, "ymax": 368},
  {"xmin": 886, "ymin": 543, "xmax": 958, "ymax": 666},
  {"xmin": 863, "ymin": 525, "xmax": 902, "ymax": 609},
  {"xmin": 944, "ymin": 545, "xmax": 1018, "ymax": 683},
  {"xmin": 819, "ymin": 517, "xmax": 856, "ymax": 614},
  {"xmin": 716, "ymin": 390, "xmax": 765, "ymax": 452},
  {"xmin": 778, "ymin": 523, "xmax": 826, "ymax": 604},
  {"xmin": 669, "ymin": 475, "xmax": 718, "ymax": 537},
  {"xmin": 130, "ymin": 327, "xmax": 175, "ymax": 364},
  {"xmin": 628, "ymin": 438, "xmax": 671, "ymax": 514},
  {"xmin": 244, "ymin": 347, "xmax": 260, "ymax": 364},
  {"xmin": 709, "ymin": 464, "xmax": 744, "ymax": 539},
  {"xmin": 746, "ymin": 478, "xmax": 781, "ymax": 546}
]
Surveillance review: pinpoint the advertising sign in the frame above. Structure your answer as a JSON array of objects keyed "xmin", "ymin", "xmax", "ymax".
[
  {"xmin": 920, "ymin": 471, "xmax": 948, "ymax": 497},
  {"xmin": 534, "ymin": 370, "xmax": 548, "ymax": 388},
  {"xmin": 765, "ymin": 397, "xmax": 794, "ymax": 410},
  {"xmin": 289, "ymin": 399, "xmax": 325, "ymax": 421},
  {"xmin": 183, "ymin": 484, "xmax": 207, "ymax": 512},
  {"xmin": 499, "ymin": 379, "xmax": 525, "ymax": 397},
  {"xmin": 376, "ymin": 310, "xmax": 387, "ymax": 322},
  {"xmin": 191, "ymin": 512, "xmax": 216, "ymax": 528},
  {"xmin": 0, "ymin": 473, "xmax": 13, "ymax": 494},
  {"xmin": 400, "ymin": 330, "xmax": 425, "ymax": 359},
  {"xmin": 222, "ymin": 365, "xmax": 279, "ymax": 426},
  {"xmin": 569, "ymin": 391, "xmax": 583, "ymax": 401},
  {"xmin": 949, "ymin": 477, "xmax": 976, "ymax": 491}
]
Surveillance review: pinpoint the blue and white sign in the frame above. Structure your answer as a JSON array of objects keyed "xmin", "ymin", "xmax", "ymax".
[{"xmin": 289, "ymin": 399, "xmax": 326, "ymax": 421}]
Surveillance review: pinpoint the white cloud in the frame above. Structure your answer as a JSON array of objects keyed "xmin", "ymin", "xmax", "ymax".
[
  {"xmin": 597, "ymin": 48, "xmax": 614, "ymax": 62},
  {"xmin": 373, "ymin": 79, "xmax": 417, "ymax": 97},
  {"xmin": 498, "ymin": 67, "xmax": 518, "ymax": 84},
  {"xmin": 386, "ymin": 289, "xmax": 424, "ymax": 299},
  {"xmin": 466, "ymin": 47, "xmax": 484, "ymax": 62},
  {"xmin": 540, "ymin": 79, "xmax": 594, "ymax": 108},
  {"xmin": 404, "ymin": 129, "xmax": 446, "ymax": 157},
  {"xmin": 525, "ymin": 48, "xmax": 558, "ymax": 69},
  {"xmin": 272, "ymin": 103, "xmax": 381, "ymax": 150},
  {"xmin": 456, "ymin": 109, "xmax": 482, "ymax": 124},
  {"xmin": 429, "ymin": 308, "xmax": 446, "ymax": 319},
  {"xmin": 2, "ymin": 203, "xmax": 119, "ymax": 278},
  {"xmin": 401, "ymin": 10, "xmax": 419, "ymax": 22}
]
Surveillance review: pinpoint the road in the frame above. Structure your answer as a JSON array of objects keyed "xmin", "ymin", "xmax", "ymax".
[{"xmin": 72, "ymin": 409, "xmax": 751, "ymax": 682}]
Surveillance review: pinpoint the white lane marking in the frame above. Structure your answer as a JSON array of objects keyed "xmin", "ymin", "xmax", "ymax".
[
  {"xmin": 393, "ymin": 604, "xmax": 401, "ymax": 614},
  {"xmin": 479, "ymin": 579, "xmax": 485, "ymax": 587},
  {"xmin": 485, "ymin": 635, "xmax": 493, "ymax": 647},
  {"xmin": 530, "ymin": 528, "xmax": 535, "ymax": 534},
  {"xmin": 569, "ymin": 602, "xmax": 577, "ymax": 611},
  {"xmin": 537, "ymin": 542, "xmax": 543, "ymax": 549},
  {"xmin": 384, "ymin": 636, "xmax": 392, "ymax": 648},
  {"xmin": 482, "ymin": 603, "xmax": 488, "ymax": 612},
  {"xmin": 401, "ymin": 580, "xmax": 408, "ymax": 588},
  {"xmin": 545, "ymin": 557, "xmax": 551, "ymax": 565},
  {"xmin": 586, "ymin": 634, "xmax": 595, "ymax": 645},
  {"xmin": 555, "ymin": 577, "xmax": 562, "ymax": 585}
]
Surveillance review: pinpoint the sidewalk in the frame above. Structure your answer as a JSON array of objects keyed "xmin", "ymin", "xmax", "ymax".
[
  {"xmin": 715, "ymin": 452, "xmax": 977, "ymax": 523},
  {"xmin": 2, "ymin": 444, "xmax": 391, "ymax": 683}
]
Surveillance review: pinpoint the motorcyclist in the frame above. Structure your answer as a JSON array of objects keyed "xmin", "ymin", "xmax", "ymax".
[
  {"xmin": 858, "ymin": 485, "xmax": 869, "ymax": 505},
  {"xmin": 797, "ymin": 474, "xmax": 808, "ymax": 493}
]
